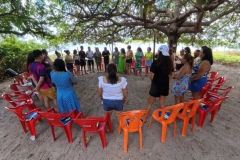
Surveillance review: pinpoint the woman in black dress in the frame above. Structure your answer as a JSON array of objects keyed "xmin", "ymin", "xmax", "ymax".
[{"xmin": 144, "ymin": 45, "xmax": 174, "ymax": 122}]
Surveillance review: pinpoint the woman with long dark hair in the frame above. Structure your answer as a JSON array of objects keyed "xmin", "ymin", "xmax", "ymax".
[
  {"xmin": 50, "ymin": 59, "xmax": 81, "ymax": 113},
  {"xmin": 172, "ymin": 53, "xmax": 194, "ymax": 104},
  {"xmin": 98, "ymin": 63, "xmax": 128, "ymax": 121},
  {"xmin": 134, "ymin": 47, "xmax": 144, "ymax": 76},
  {"xmin": 144, "ymin": 45, "xmax": 174, "ymax": 122},
  {"xmin": 117, "ymin": 48, "xmax": 126, "ymax": 73},
  {"xmin": 189, "ymin": 46, "xmax": 213, "ymax": 99}
]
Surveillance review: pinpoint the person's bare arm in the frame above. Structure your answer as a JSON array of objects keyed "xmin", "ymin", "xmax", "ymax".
[
  {"xmin": 190, "ymin": 61, "xmax": 210, "ymax": 82},
  {"xmin": 175, "ymin": 66, "xmax": 186, "ymax": 80},
  {"xmin": 35, "ymin": 76, "xmax": 44, "ymax": 91},
  {"xmin": 150, "ymin": 72, "xmax": 154, "ymax": 80},
  {"xmin": 122, "ymin": 87, "xmax": 128, "ymax": 104},
  {"xmin": 98, "ymin": 87, "xmax": 103, "ymax": 100}
]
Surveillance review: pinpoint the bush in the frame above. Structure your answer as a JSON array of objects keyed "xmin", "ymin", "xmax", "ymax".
[{"xmin": 0, "ymin": 36, "xmax": 48, "ymax": 82}]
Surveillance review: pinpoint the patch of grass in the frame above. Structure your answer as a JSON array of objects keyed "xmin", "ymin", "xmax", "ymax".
[
  {"xmin": 27, "ymin": 154, "xmax": 34, "ymax": 159},
  {"xmin": 213, "ymin": 51, "xmax": 240, "ymax": 66}
]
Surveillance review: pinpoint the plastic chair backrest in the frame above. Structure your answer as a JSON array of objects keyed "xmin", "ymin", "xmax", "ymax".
[
  {"xmin": 215, "ymin": 77, "xmax": 226, "ymax": 86},
  {"xmin": 158, "ymin": 103, "xmax": 184, "ymax": 123},
  {"xmin": 74, "ymin": 119, "xmax": 100, "ymax": 132},
  {"xmin": 39, "ymin": 111, "xmax": 70, "ymax": 127},
  {"xmin": 204, "ymin": 93, "xmax": 228, "ymax": 111},
  {"xmin": 208, "ymin": 72, "xmax": 219, "ymax": 79},
  {"xmin": 2, "ymin": 93, "xmax": 30, "ymax": 107},
  {"xmin": 209, "ymin": 86, "xmax": 234, "ymax": 97},
  {"xmin": 22, "ymin": 72, "xmax": 31, "ymax": 80},
  {"xmin": 131, "ymin": 60, "xmax": 135, "ymax": 68},
  {"xmin": 9, "ymin": 83, "xmax": 20, "ymax": 92},
  {"xmin": 5, "ymin": 103, "xmax": 33, "ymax": 121},
  {"xmin": 120, "ymin": 110, "xmax": 148, "ymax": 130},
  {"xmin": 180, "ymin": 99, "xmax": 203, "ymax": 117}
]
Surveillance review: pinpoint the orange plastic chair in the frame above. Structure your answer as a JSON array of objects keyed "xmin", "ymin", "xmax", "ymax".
[
  {"xmin": 131, "ymin": 60, "xmax": 136, "ymax": 75},
  {"xmin": 5, "ymin": 103, "xmax": 41, "ymax": 137},
  {"xmin": 118, "ymin": 110, "xmax": 148, "ymax": 153},
  {"xmin": 177, "ymin": 99, "xmax": 203, "ymax": 136},
  {"xmin": 141, "ymin": 58, "xmax": 146, "ymax": 69},
  {"xmin": 148, "ymin": 103, "xmax": 184, "ymax": 142},
  {"xmin": 38, "ymin": 108, "xmax": 77, "ymax": 143},
  {"xmin": 207, "ymin": 71, "xmax": 219, "ymax": 82},
  {"xmin": 73, "ymin": 112, "xmax": 112, "ymax": 148}
]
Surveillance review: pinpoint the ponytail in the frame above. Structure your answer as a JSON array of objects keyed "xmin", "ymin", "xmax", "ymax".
[
  {"xmin": 184, "ymin": 53, "xmax": 194, "ymax": 68},
  {"xmin": 107, "ymin": 63, "xmax": 118, "ymax": 84}
]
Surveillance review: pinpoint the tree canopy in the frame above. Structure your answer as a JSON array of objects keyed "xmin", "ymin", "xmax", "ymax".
[{"xmin": 0, "ymin": 0, "xmax": 239, "ymax": 51}]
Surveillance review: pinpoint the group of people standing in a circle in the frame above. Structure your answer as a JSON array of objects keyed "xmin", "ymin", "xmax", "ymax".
[{"xmin": 112, "ymin": 45, "xmax": 154, "ymax": 76}]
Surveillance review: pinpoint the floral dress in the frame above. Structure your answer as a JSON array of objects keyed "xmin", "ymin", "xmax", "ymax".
[
  {"xmin": 172, "ymin": 66, "xmax": 191, "ymax": 96},
  {"xmin": 134, "ymin": 52, "xmax": 144, "ymax": 71}
]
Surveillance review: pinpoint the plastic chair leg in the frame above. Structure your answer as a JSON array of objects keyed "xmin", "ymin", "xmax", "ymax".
[
  {"xmin": 161, "ymin": 123, "xmax": 167, "ymax": 142},
  {"xmin": 107, "ymin": 116, "xmax": 113, "ymax": 133},
  {"xmin": 19, "ymin": 120, "xmax": 27, "ymax": 133},
  {"xmin": 173, "ymin": 120, "xmax": 176, "ymax": 138},
  {"xmin": 50, "ymin": 125, "xmax": 56, "ymax": 141},
  {"xmin": 191, "ymin": 115, "xmax": 196, "ymax": 132},
  {"xmin": 139, "ymin": 129, "xmax": 143, "ymax": 150},
  {"xmin": 118, "ymin": 121, "xmax": 122, "ymax": 134},
  {"xmin": 99, "ymin": 129, "xmax": 107, "ymax": 148},
  {"xmin": 26, "ymin": 121, "xmax": 37, "ymax": 137},
  {"xmin": 181, "ymin": 117, "xmax": 189, "ymax": 136},
  {"xmin": 64, "ymin": 124, "xmax": 73, "ymax": 143},
  {"xmin": 198, "ymin": 112, "xmax": 207, "ymax": 128},
  {"xmin": 123, "ymin": 130, "xmax": 129, "ymax": 153},
  {"xmin": 82, "ymin": 130, "xmax": 87, "ymax": 148},
  {"xmin": 210, "ymin": 109, "xmax": 217, "ymax": 123},
  {"xmin": 148, "ymin": 116, "xmax": 153, "ymax": 128}
]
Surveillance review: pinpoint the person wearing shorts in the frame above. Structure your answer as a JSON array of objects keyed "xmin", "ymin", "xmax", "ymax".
[
  {"xmin": 144, "ymin": 47, "xmax": 153, "ymax": 75},
  {"xmin": 30, "ymin": 50, "xmax": 57, "ymax": 110},
  {"xmin": 64, "ymin": 50, "xmax": 74, "ymax": 74},
  {"xmin": 98, "ymin": 64, "xmax": 128, "ymax": 121},
  {"xmin": 73, "ymin": 49, "xmax": 81, "ymax": 75},
  {"xmin": 143, "ymin": 45, "xmax": 174, "ymax": 122}
]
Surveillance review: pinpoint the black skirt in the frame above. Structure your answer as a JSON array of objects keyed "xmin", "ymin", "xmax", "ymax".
[{"xmin": 66, "ymin": 63, "xmax": 73, "ymax": 70}]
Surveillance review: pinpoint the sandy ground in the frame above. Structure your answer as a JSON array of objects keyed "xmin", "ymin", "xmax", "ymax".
[{"xmin": 0, "ymin": 63, "xmax": 240, "ymax": 160}]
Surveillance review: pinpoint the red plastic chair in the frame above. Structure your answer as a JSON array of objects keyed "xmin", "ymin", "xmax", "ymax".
[
  {"xmin": 5, "ymin": 104, "xmax": 42, "ymax": 137},
  {"xmin": 148, "ymin": 104, "xmax": 184, "ymax": 142},
  {"xmin": 73, "ymin": 112, "xmax": 112, "ymax": 148},
  {"xmin": 201, "ymin": 77, "xmax": 226, "ymax": 98},
  {"xmin": 141, "ymin": 58, "xmax": 146, "ymax": 69},
  {"xmin": 86, "ymin": 112, "xmax": 113, "ymax": 133},
  {"xmin": 2, "ymin": 93, "xmax": 35, "ymax": 108},
  {"xmin": 21, "ymin": 72, "xmax": 31, "ymax": 80},
  {"xmin": 9, "ymin": 83, "xmax": 34, "ymax": 97},
  {"xmin": 13, "ymin": 75, "xmax": 24, "ymax": 85},
  {"xmin": 177, "ymin": 99, "xmax": 203, "ymax": 136},
  {"xmin": 38, "ymin": 108, "xmax": 77, "ymax": 143},
  {"xmin": 207, "ymin": 86, "xmax": 233, "ymax": 111},
  {"xmin": 197, "ymin": 93, "xmax": 228, "ymax": 128},
  {"xmin": 118, "ymin": 110, "xmax": 148, "ymax": 152},
  {"xmin": 207, "ymin": 71, "xmax": 219, "ymax": 82},
  {"xmin": 131, "ymin": 60, "xmax": 136, "ymax": 75}
]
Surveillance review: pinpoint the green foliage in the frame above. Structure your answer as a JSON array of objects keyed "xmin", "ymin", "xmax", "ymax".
[
  {"xmin": 0, "ymin": 36, "xmax": 48, "ymax": 81},
  {"xmin": 213, "ymin": 51, "xmax": 240, "ymax": 66}
]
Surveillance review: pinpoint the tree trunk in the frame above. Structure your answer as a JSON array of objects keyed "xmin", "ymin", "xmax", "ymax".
[{"xmin": 168, "ymin": 35, "xmax": 179, "ymax": 55}]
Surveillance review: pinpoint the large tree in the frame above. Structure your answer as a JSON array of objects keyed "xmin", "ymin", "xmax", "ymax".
[
  {"xmin": 54, "ymin": 0, "xmax": 240, "ymax": 52},
  {"xmin": 0, "ymin": 0, "xmax": 55, "ymax": 36}
]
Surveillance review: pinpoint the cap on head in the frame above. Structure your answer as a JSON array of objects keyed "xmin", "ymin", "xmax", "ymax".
[{"xmin": 158, "ymin": 45, "xmax": 169, "ymax": 56}]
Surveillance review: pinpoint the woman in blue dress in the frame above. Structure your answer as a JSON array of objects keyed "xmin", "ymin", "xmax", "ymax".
[
  {"xmin": 172, "ymin": 53, "xmax": 194, "ymax": 104},
  {"xmin": 189, "ymin": 46, "xmax": 213, "ymax": 99},
  {"xmin": 51, "ymin": 59, "xmax": 81, "ymax": 113}
]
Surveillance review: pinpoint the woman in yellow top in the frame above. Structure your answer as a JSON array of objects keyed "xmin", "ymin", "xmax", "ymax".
[{"xmin": 144, "ymin": 47, "xmax": 153, "ymax": 75}]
